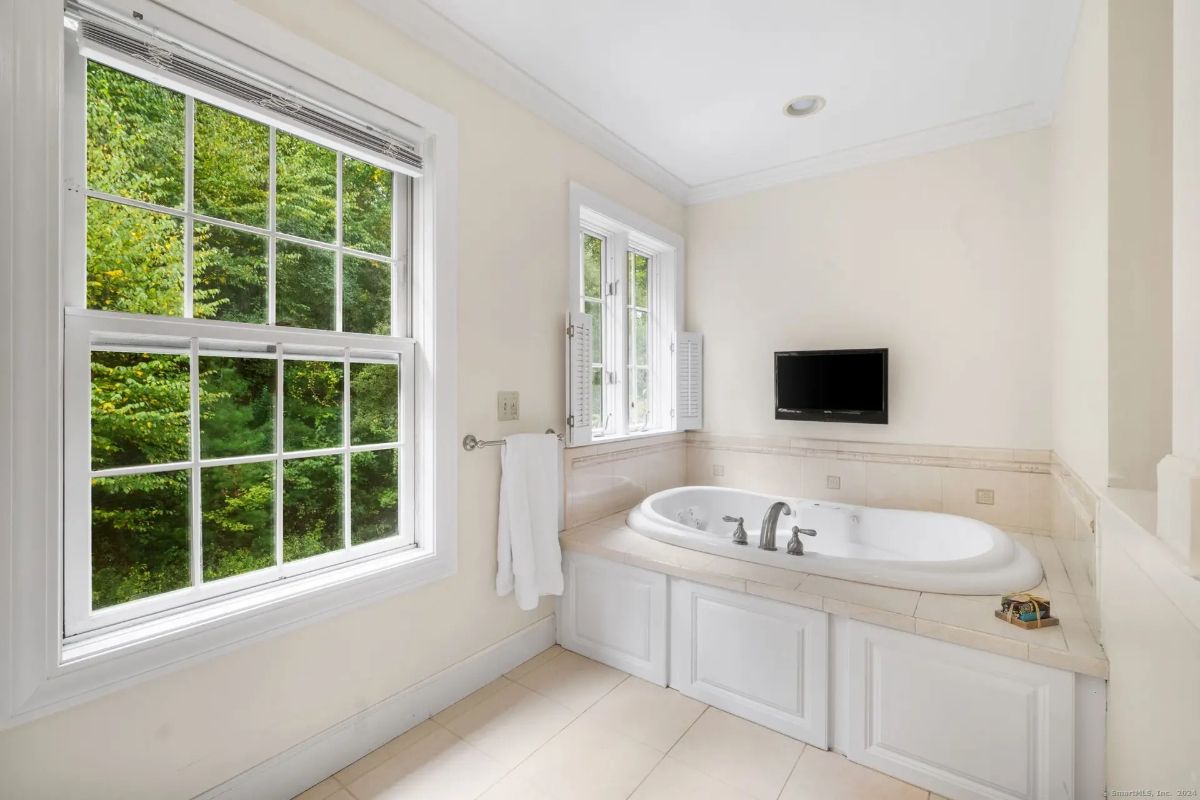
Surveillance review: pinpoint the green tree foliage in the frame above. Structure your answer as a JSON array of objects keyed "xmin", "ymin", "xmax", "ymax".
[{"xmin": 85, "ymin": 62, "xmax": 402, "ymax": 610}]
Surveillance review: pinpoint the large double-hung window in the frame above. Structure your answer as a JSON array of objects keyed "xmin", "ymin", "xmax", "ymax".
[{"xmin": 62, "ymin": 15, "xmax": 424, "ymax": 637}]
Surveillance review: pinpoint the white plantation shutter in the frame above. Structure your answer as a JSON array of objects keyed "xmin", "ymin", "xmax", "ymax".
[
  {"xmin": 566, "ymin": 310, "xmax": 593, "ymax": 446},
  {"xmin": 676, "ymin": 331, "xmax": 702, "ymax": 431}
]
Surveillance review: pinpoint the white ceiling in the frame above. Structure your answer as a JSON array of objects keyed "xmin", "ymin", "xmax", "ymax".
[{"xmin": 355, "ymin": 0, "xmax": 1081, "ymax": 204}]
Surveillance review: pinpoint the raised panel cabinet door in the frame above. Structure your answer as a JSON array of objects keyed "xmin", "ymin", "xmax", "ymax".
[
  {"xmin": 669, "ymin": 579, "xmax": 830, "ymax": 746},
  {"xmin": 844, "ymin": 620, "xmax": 1075, "ymax": 800},
  {"xmin": 557, "ymin": 552, "xmax": 668, "ymax": 685}
]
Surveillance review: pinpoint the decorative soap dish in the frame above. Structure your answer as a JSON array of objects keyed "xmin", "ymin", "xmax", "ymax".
[
  {"xmin": 994, "ymin": 609, "xmax": 1059, "ymax": 629},
  {"xmin": 996, "ymin": 593, "xmax": 1059, "ymax": 629}
]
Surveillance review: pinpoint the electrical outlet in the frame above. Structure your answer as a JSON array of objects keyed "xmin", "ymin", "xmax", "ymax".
[
  {"xmin": 975, "ymin": 488, "xmax": 995, "ymax": 506},
  {"xmin": 497, "ymin": 391, "xmax": 519, "ymax": 422},
  {"xmin": 712, "ymin": 464, "xmax": 725, "ymax": 477},
  {"xmin": 826, "ymin": 475, "xmax": 841, "ymax": 490}
]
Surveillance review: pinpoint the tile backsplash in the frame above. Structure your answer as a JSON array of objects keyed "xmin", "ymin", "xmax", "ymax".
[
  {"xmin": 562, "ymin": 433, "xmax": 687, "ymax": 529},
  {"xmin": 685, "ymin": 433, "xmax": 1055, "ymax": 534}
]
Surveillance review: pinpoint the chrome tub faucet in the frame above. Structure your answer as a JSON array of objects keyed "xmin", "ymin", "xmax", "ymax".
[{"xmin": 759, "ymin": 501, "xmax": 792, "ymax": 551}]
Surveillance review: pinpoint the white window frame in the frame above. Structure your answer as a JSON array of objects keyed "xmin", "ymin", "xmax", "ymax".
[
  {"xmin": 568, "ymin": 182, "xmax": 683, "ymax": 444},
  {"xmin": 0, "ymin": 0, "xmax": 459, "ymax": 727}
]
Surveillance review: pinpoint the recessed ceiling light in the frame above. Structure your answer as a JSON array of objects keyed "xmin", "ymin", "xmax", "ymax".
[{"xmin": 784, "ymin": 95, "xmax": 826, "ymax": 117}]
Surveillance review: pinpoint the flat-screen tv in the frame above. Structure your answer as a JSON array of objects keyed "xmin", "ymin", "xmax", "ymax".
[{"xmin": 774, "ymin": 348, "xmax": 888, "ymax": 424}]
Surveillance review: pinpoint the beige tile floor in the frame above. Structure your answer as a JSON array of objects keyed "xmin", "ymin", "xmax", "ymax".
[{"xmin": 293, "ymin": 646, "xmax": 936, "ymax": 800}]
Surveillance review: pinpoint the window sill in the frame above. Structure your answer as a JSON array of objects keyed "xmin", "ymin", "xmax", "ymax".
[
  {"xmin": 6, "ymin": 543, "xmax": 454, "ymax": 729},
  {"xmin": 570, "ymin": 429, "xmax": 680, "ymax": 449},
  {"xmin": 64, "ymin": 545, "xmax": 428, "ymax": 664}
]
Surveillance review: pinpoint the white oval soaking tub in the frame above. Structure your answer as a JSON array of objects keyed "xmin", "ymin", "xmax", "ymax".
[{"xmin": 626, "ymin": 486, "xmax": 1042, "ymax": 594}]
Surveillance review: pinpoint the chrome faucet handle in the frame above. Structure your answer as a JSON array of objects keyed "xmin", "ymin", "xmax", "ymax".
[
  {"xmin": 786, "ymin": 526, "xmax": 817, "ymax": 556},
  {"xmin": 722, "ymin": 515, "xmax": 748, "ymax": 545}
]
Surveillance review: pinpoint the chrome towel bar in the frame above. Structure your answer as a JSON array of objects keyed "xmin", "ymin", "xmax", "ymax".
[{"xmin": 462, "ymin": 429, "xmax": 563, "ymax": 451}]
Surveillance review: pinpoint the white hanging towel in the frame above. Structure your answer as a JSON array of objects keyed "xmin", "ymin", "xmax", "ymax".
[{"xmin": 496, "ymin": 433, "xmax": 563, "ymax": 610}]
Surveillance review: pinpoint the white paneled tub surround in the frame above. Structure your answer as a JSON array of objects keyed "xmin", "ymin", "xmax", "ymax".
[
  {"xmin": 557, "ymin": 550, "xmax": 1107, "ymax": 800},
  {"xmin": 627, "ymin": 486, "xmax": 1043, "ymax": 594}
]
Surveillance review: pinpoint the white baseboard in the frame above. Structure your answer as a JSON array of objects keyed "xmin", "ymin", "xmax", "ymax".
[{"xmin": 196, "ymin": 614, "xmax": 557, "ymax": 800}]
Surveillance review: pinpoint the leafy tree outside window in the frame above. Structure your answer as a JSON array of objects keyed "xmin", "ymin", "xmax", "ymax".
[{"xmin": 77, "ymin": 61, "xmax": 411, "ymax": 618}]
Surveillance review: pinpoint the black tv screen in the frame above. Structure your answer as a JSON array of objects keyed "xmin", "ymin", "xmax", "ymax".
[{"xmin": 774, "ymin": 349, "xmax": 888, "ymax": 424}]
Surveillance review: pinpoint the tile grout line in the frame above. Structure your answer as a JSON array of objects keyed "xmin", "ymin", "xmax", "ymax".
[
  {"xmin": 623, "ymin": 699, "xmax": 713, "ymax": 799},
  {"xmin": 505, "ymin": 644, "xmax": 568, "ymax": 682},
  {"xmin": 772, "ymin": 742, "xmax": 807, "ymax": 800},
  {"xmin": 510, "ymin": 652, "xmax": 627, "ymax": 713},
  {"xmin": 330, "ymin": 647, "xmax": 572, "ymax": 800},
  {"xmin": 472, "ymin": 667, "xmax": 633, "ymax": 799}
]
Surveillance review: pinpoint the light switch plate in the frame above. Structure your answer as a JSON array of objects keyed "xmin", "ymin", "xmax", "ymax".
[
  {"xmin": 826, "ymin": 475, "xmax": 841, "ymax": 490},
  {"xmin": 975, "ymin": 488, "xmax": 995, "ymax": 505},
  {"xmin": 497, "ymin": 391, "xmax": 519, "ymax": 422}
]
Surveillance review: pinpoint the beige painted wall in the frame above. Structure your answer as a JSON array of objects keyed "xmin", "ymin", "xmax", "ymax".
[
  {"xmin": 1173, "ymin": 0, "xmax": 1200, "ymax": 462},
  {"xmin": 1107, "ymin": 0, "xmax": 1173, "ymax": 490},
  {"xmin": 1099, "ymin": 500, "xmax": 1200, "ymax": 793},
  {"xmin": 686, "ymin": 130, "xmax": 1052, "ymax": 450},
  {"xmin": 1050, "ymin": 0, "xmax": 1110, "ymax": 491},
  {"xmin": 0, "ymin": 1, "xmax": 684, "ymax": 797}
]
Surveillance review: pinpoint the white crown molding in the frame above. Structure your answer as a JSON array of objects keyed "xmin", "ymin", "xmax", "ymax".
[
  {"xmin": 352, "ymin": 0, "xmax": 691, "ymax": 204},
  {"xmin": 354, "ymin": 0, "xmax": 1078, "ymax": 208},
  {"xmin": 686, "ymin": 102, "xmax": 1054, "ymax": 205}
]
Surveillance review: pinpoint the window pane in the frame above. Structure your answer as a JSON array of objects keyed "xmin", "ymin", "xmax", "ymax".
[
  {"xmin": 343, "ymin": 255, "xmax": 392, "ymax": 335},
  {"xmin": 585, "ymin": 299, "xmax": 603, "ymax": 363},
  {"xmin": 629, "ymin": 252, "xmax": 649, "ymax": 308},
  {"xmin": 630, "ymin": 368, "xmax": 649, "ymax": 431},
  {"xmin": 631, "ymin": 309, "xmax": 649, "ymax": 367},
  {"xmin": 199, "ymin": 355, "xmax": 275, "ymax": 459},
  {"xmin": 591, "ymin": 367, "xmax": 603, "ymax": 431},
  {"xmin": 351, "ymin": 449, "xmax": 398, "ymax": 545},
  {"xmin": 283, "ymin": 359, "xmax": 343, "ymax": 451},
  {"xmin": 86, "ymin": 197, "xmax": 184, "ymax": 316},
  {"xmin": 583, "ymin": 233, "xmax": 603, "ymax": 298},
  {"xmin": 91, "ymin": 469, "xmax": 191, "ymax": 610},
  {"xmin": 276, "ymin": 241, "xmax": 335, "ymax": 330},
  {"xmin": 342, "ymin": 156, "xmax": 392, "ymax": 256},
  {"xmin": 351, "ymin": 361, "xmax": 399, "ymax": 445},
  {"xmin": 202, "ymin": 462, "xmax": 275, "ymax": 581},
  {"xmin": 86, "ymin": 61, "xmax": 184, "ymax": 208},
  {"xmin": 193, "ymin": 223, "xmax": 268, "ymax": 323},
  {"xmin": 276, "ymin": 131, "xmax": 337, "ymax": 242},
  {"xmin": 283, "ymin": 455, "xmax": 343, "ymax": 561},
  {"xmin": 193, "ymin": 101, "xmax": 269, "ymax": 227},
  {"xmin": 91, "ymin": 351, "xmax": 190, "ymax": 471}
]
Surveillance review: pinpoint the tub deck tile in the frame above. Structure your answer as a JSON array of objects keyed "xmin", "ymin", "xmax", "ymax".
[{"xmin": 560, "ymin": 517, "xmax": 1109, "ymax": 679}]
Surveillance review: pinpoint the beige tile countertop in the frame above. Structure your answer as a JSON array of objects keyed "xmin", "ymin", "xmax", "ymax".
[{"xmin": 560, "ymin": 512, "xmax": 1108, "ymax": 679}]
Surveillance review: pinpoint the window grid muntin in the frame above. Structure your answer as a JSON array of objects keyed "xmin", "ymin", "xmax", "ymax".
[
  {"xmin": 67, "ymin": 313, "xmax": 416, "ymax": 636},
  {"xmin": 82, "ymin": 57, "xmax": 407, "ymax": 335},
  {"xmin": 83, "ymin": 335, "xmax": 406, "ymax": 596},
  {"xmin": 66, "ymin": 49, "xmax": 417, "ymax": 638}
]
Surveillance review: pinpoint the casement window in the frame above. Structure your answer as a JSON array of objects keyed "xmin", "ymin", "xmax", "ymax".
[
  {"xmin": 566, "ymin": 184, "xmax": 700, "ymax": 446},
  {"xmin": 8, "ymin": 0, "xmax": 458, "ymax": 686}
]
